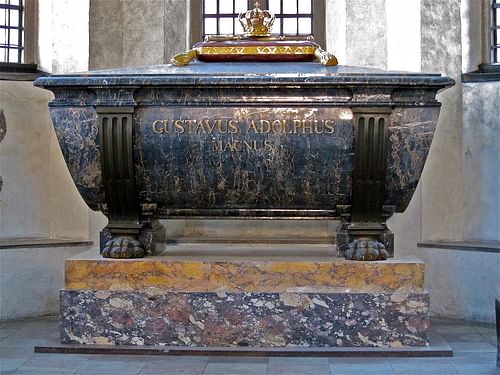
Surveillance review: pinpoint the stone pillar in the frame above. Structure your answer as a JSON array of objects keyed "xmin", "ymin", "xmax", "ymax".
[
  {"xmin": 420, "ymin": 0, "xmax": 464, "ymax": 242},
  {"xmin": 326, "ymin": 0, "xmax": 387, "ymax": 69},
  {"xmin": 89, "ymin": 0, "xmax": 188, "ymax": 69}
]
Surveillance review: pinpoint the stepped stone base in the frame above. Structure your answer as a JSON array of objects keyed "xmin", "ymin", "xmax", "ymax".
[{"xmin": 60, "ymin": 246, "xmax": 430, "ymax": 347}]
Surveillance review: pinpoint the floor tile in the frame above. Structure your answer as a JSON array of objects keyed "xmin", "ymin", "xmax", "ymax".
[
  {"xmin": 329, "ymin": 360, "xmax": 394, "ymax": 375},
  {"xmin": 390, "ymin": 358, "xmax": 459, "ymax": 375},
  {"xmin": 12, "ymin": 367, "xmax": 77, "ymax": 374},
  {"xmin": 269, "ymin": 356, "xmax": 328, "ymax": 365},
  {"xmin": 0, "ymin": 316, "xmax": 498, "ymax": 375},
  {"xmin": 0, "ymin": 358, "xmax": 29, "ymax": 372},
  {"xmin": 138, "ymin": 355, "xmax": 208, "ymax": 374},
  {"xmin": 202, "ymin": 362, "xmax": 267, "ymax": 375},
  {"xmin": 452, "ymin": 364, "xmax": 500, "ymax": 375},
  {"xmin": 76, "ymin": 359, "xmax": 146, "ymax": 375},
  {"xmin": 268, "ymin": 363, "xmax": 330, "ymax": 375},
  {"xmin": 208, "ymin": 356, "xmax": 268, "ymax": 364},
  {"xmin": 450, "ymin": 351, "xmax": 497, "ymax": 364},
  {"xmin": 0, "ymin": 345, "xmax": 34, "ymax": 359},
  {"xmin": 19, "ymin": 354, "xmax": 88, "ymax": 370}
]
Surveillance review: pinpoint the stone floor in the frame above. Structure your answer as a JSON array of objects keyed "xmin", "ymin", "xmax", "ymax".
[{"xmin": 0, "ymin": 316, "xmax": 498, "ymax": 375}]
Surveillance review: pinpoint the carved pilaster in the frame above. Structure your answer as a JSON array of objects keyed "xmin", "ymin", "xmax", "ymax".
[
  {"xmin": 338, "ymin": 108, "xmax": 393, "ymax": 260},
  {"xmin": 97, "ymin": 106, "xmax": 144, "ymax": 258}
]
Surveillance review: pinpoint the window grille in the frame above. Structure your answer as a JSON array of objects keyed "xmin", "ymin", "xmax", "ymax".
[
  {"xmin": 268, "ymin": 0, "xmax": 313, "ymax": 36},
  {"xmin": 0, "ymin": 0, "xmax": 24, "ymax": 63},
  {"xmin": 492, "ymin": 0, "xmax": 499, "ymax": 63},
  {"xmin": 202, "ymin": 0, "xmax": 317, "ymax": 40}
]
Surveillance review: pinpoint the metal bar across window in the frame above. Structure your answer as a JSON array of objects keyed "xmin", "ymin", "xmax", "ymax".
[
  {"xmin": 0, "ymin": 0, "xmax": 25, "ymax": 63},
  {"xmin": 202, "ymin": 0, "xmax": 314, "ymax": 38}
]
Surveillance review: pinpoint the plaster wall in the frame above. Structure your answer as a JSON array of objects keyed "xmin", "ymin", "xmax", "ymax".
[
  {"xmin": 419, "ymin": 246, "xmax": 500, "ymax": 323},
  {"xmin": 2, "ymin": 0, "xmax": 498, "ymax": 322},
  {"xmin": 0, "ymin": 245, "xmax": 91, "ymax": 320},
  {"xmin": 325, "ymin": 0, "xmax": 346, "ymax": 64},
  {"xmin": 385, "ymin": 0, "xmax": 421, "ymax": 72},
  {"xmin": 420, "ymin": 0, "xmax": 464, "ymax": 242},
  {"xmin": 0, "ymin": 82, "xmax": 89, "ymax": 240},
  {"xmin": 89, "ymin": 0, "xmax": 188, "ymax": 69},
  {"xmin": 345, "ymin": 0, "xmax": 387, "ymax": 69},
  {"xmin": 38, "ymin": 0, "xmax": 90, "ymax": 74},
  {"xmin": 462, "ymin": 82, "xmax": 500, "ymax": 242},
  {"xmin": 0, "ymin": 82, "xmax": 52, "ymax": 239},
  {"xmin": 0, "ymin": 0, "xmax": 94, "ymax": 321}
]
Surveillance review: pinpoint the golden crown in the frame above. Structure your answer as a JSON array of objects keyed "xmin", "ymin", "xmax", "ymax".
[{"xmin": 238, "ymin": 2, "xmax": 275, "ymax": 37}]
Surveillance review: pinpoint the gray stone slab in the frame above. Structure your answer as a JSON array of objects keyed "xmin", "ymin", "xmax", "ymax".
[
  {"xmin": 330, "ymin": 360, "xmax": 394, "ymax": 375},
  {"xmin": 0, "ymin": 358, "xmax": 30, "ymax": 372},
  {"xmin": 390, "ymin": 358, "xmax": 459, "ymax": 374},
  {"xmin": 203, "ymin": 362, "xmax": 267, "ymax": 375}
]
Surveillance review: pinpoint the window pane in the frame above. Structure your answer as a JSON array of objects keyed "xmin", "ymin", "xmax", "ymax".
[
  {"xmin": 219, "ymin": 17, "xmax": 233, "ymax": 34},
  {"xmin": 9, "ymin": 47, "xmax": 18, "ymax": 62},
  {"xmin": 298, "ymin": 0, "xmax": 311, "ymax": 14},
  {"xmin": 268, "ymin": 0, "xmax": 280, "ymax": 14},
  {"xmin": 0, "ymin": 30, "xmax": 6, "ymax": 45},
  {"xmin": 9, "ymin": 0, "xmax": 20, "ymax": 5},
  {"xmin": 298, "ymin": 17, "xmax": 311, "ymax": 34},
  {"xmin": 204, "ymin": 17, "xmax": 217, "ymax": 34},
  {"xmin": 283, "ymin": 18, "xmax": 297, "ymax": 34},
  {"xmin": 219, "ymin": 0, "xmax": 233, "ymax": 14},
  {"xmin": 204, "ymin": 0, "xmax": 217, "ymax": 14},
  {"xmin": 9, "ymin": 29, "xmax": 19, "ymax": 45},
  {"xmin": 283, "ymin": 0, "xmax": 297, "ymax": 14},
  {"xmin": 234, "ymin": 18, "xmax": 244, "ymax": 34},
  {"xmin": 270, "ymin": 20, "xmax": 280, "ymax": 34},
  {"xmin": 0, "ymin": 9, "xmax": 6, "ymax": 25},
  {"xmin": 235, "ymin": 0, "xmax": 247, "ymax": 13},
  {"xmin": 10, "ymin": 10, "xmax": 19, "ymax": 27}
]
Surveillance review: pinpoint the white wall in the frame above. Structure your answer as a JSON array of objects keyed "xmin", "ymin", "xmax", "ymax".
[
  {"xmin": 1, "ymin": 0, "xmax": 498, "ymax": 322},
  {"xmin": 327, "ymin": 0, "xmax": 498, "ymax": 322},
  {"xmin": 0, "ymin": 245, "xmax": 92, "ymax": 320},
  {"xmin": 38, "ymin": 0, "xmax": 90, "ymax": 74},
  {"xmin": 0, "ymin": 0, "xmax": 97, "ymax": 320},
  {"xmin": 0, "ymin": 82, "xmax": 90, "ymax": 240}
]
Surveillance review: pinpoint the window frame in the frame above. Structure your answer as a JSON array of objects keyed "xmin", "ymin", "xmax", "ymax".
[
  {"xmin": 0, "ymin": 0, "xmax": 39, "ymax": 79},
  {"xmin": 190, "ymin": 0, "xmax": 325, "ymax": 48},
  {"xmin": 463, "ymin": 0, "xmax": 500, "ymax": 81},
  {"xmin": 490, "ymin": 0, "xmax": 499, "ymax": 64}
]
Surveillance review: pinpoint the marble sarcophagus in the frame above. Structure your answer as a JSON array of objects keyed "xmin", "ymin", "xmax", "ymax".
[{"xmin": 34, "ymin": 63, "xmax": 453, "ymax": 261}]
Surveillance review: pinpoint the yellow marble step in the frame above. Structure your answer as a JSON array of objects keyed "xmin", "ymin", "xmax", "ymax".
[{"xmin": 66, "ymin": 245, "xmax": 425, "ymax": 293}]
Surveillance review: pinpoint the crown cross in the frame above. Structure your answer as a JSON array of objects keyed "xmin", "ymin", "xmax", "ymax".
[{"xmin": 238, "ymin": 2, "xmax": 275, "ymax": 37}]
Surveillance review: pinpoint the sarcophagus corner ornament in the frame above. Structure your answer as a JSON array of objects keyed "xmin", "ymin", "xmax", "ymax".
[{"xmin": 34, "ymin": 4, "xmax": 453, "ymax": 261}]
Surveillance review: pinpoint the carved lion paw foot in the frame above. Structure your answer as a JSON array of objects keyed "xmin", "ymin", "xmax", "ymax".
[
  {"xmin": 344, "ymin": 240, "xmax": 388, "ymax": 261},
  {"xmin": 102, "ymin": 238, "xmax": 145, "ymax": 259}
]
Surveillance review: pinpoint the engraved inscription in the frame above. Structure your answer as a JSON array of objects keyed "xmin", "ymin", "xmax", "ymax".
[
  {"xmin": 150, "ymin": 115, "xmax": 338, "ymax": 153},
  {"xmin": 152, "ymin": 118, "xmax": 336, "ymax": 135},
  {"xmin": 134, "ymin": 107, "xmax": 353, "ymax": 209}
]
